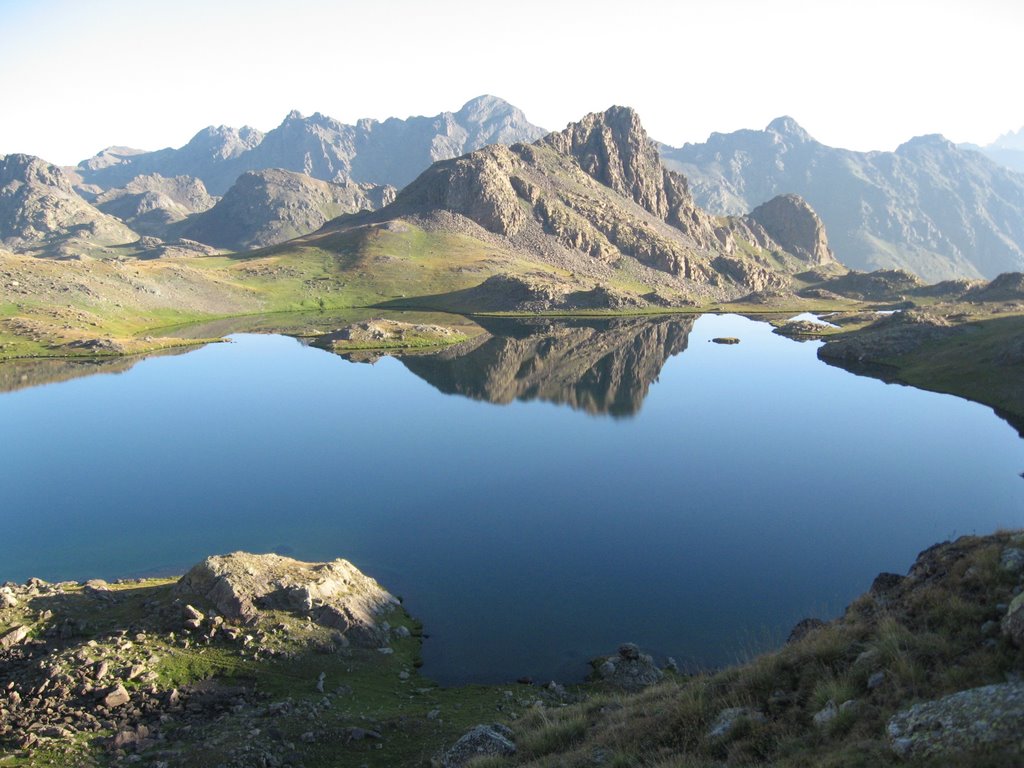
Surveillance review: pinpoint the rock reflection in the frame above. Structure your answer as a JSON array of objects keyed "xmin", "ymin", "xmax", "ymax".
[{"xmin": 393, "ymin": 315, "xmax": 696, "ymax": 416}]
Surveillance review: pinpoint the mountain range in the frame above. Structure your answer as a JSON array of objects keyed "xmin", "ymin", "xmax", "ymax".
[
  {"xmin": 68, "ymin": 95, "xmax": 546, "ymax": 196},
  {"xmin": 661, "ymin": 118, "xmax": 1024, "ymax": 282},
  {"xmin": 3, "ymin": 96, "xmax": 1024, "ymax": 288}
]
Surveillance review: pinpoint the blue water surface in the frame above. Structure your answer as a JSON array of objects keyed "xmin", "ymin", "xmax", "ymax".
[{"xmin": 1, "ymin": 314, "xmax": 1021, "ymax": 684}]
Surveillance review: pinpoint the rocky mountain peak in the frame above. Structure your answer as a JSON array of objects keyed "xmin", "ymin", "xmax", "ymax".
[
  {"xmin": 896, "ymin": 134, "xmax": 957, "ymax": 155},
  {"xmin": 747, "ymin": 193, "xmax": 835, "ymax": 265},
  {"xmin": 456, "ymin": 94, "xmax": 519, "ymax": 122},
  {"xmin": 543, "ymin": 106, "xmax": 687, "ymax": 223},
  {"xmin": 1, "ymin": 153, "xmax": 76, "ymax": 193},
  {"xmin": 184, "ymin": 125, "xmax": 265, "ymax": 161},
  {"xmin": 766, "ymin": 116, "xmax": 813, "ymax": 143}
]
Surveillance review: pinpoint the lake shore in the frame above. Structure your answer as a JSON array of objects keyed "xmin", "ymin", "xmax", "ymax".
[{"xmin": 2, "ymin": 531, "xmax": 1023, "ymax": 766}]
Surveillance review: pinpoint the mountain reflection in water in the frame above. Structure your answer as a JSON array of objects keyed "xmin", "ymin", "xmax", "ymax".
[{"xmin": 367, "ymin": 316, "xmax": 695, "ymax": 417}]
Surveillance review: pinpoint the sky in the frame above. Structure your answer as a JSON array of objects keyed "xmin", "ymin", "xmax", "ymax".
[{"xmin": 0, "ymin": 0, "xmax": 1021, "ymax": 166}]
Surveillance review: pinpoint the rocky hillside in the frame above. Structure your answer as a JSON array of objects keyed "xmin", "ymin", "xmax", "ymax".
[
  {"xmin": 302, "ymin": 106, "xmax": 842, "ymax": 309},
  {"xmin": 71, "ymin": 96, "xmax": 547, "ymax": 195},
  {"xmin": 175, "ymin": 169, "xmax": 395, "ymax": 251},
  {"xmin": 0, "ymin": 154, "xmax": 138, "ymax": 255},
  {"xmin": 92, "ymin": 174, "xmax": 216, "ymax": 237},
  {"xmin": 661, "ymin": 118, "xmax": 1024, "ymax": 281}
]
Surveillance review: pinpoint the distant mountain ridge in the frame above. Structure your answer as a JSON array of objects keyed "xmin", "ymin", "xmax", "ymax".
[
  {"xmin": 70, "ymin": 96, "xmax": 547, "ymax": 196},
  {"xmin": 960, "ymin": 126, "xmax": 1024, "ymax": 174},
  {"xmin": 661, "ymin": 119, "xmax": 1024, "ymax": 281},
  {"xmin": 175, "ymin": 169, "xmax": 395, "ymax": 252}
]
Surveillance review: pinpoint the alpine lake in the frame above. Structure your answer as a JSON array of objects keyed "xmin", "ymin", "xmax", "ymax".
[{"xmin": 2, "ymin": 311, "xmax": 1022, "ymax": 686}]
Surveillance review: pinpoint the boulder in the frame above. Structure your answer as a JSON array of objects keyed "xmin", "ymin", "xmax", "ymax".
[
  {"xmin": 0, "ymin": 625, "xmax": 30, "ymax": 650},
  {"xmin": 590, "ymin": 644, "xmax": 664, "ymax": 691},
  {"xmin": 1002, "ymin": 593, "xmax": 1024, "ymax": 647},
  {"xmin": 887, "ymin": 682, "xmax": 1024, "ymax": 759},
  {"xmin": 707, "ymin": 707, "xmax": 765, "ymax": 740},
  {"xmin": 1000, "ymin": 548, "xmax": 1024, "ymax": 574},
  {"xmin": 438, "ymin": 723, "xmax": 516, "ymax": 767},
  {"xmin": 102, "ymin": 684, "xmax": 130, "ymax": 708},
  {"xmin": 174, "ymin": 552, "xmax": 399, "ymax": 647}
]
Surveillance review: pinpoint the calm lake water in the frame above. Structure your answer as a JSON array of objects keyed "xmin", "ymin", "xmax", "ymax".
[{"xmin": 2, "ymin": 313, "xmax": 1022, "ymax": 684}]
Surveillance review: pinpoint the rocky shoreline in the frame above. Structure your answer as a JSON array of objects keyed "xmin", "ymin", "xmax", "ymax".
[{"xmin": 3, "ymin": 534, "xmax": 1024, "ymax": 766}]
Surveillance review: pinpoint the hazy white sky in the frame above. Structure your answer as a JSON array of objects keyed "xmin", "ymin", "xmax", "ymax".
[{"xmin": 0, "ymin": 0, "xmax": 1020, "ymax": 165}]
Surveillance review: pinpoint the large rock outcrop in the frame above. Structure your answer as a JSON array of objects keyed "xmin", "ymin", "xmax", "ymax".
[
  {"xmin": 887, "ymin": 683, "xmax": 1024, "ymax": 759},
  {"xmin": 747, "ymin": 193, "xmax": 835, "ymax": 265},
  {"xmin": 174, "ymin": 552, "xmax": 399, "ymax": 647}
]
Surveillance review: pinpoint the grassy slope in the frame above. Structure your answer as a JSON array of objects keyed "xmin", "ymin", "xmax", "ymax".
[{"xmin": 874, "ymin": 313, "xmax": 1024, "ymax": 430}]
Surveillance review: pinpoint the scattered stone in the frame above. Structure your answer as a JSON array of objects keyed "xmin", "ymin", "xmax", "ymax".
[
  {"xmin": 0, "ymin": 625, "xmax": 30, "ymax": 650},
  {"xmin": 393, "ymin": 625, "xmax": 412, "ymax": 639},
  {"xmin": 1002, "ymin": 593, "xmax": 1024, "ymax": 647},
  {"xmin": 812, "ymin": 700, "xmax": 838, "ymax": 727},
  {"xmin": 887, "ymin": 682, "xmax": 1024, "ymax": 759},
  {"xmin": 1001, "ymin": 548, "xmax": 1024, "ymax": 574},
  {"xmin": 102, "ymin": 683, "xmax": 131, "ymax": 708},
  {"xmin": 868, "ymin": 671, "xmax": 886, "ymax": 690},
  {"xmin": 438, "ymin": 723, "xmax": 516, "ymax": 767},
  {"xmin": 707, "ymin": 707, "xmax": 765, "ymax": 740},
  {"xmin": 183, "ymin": 604, "xmax": 205, "ymax": 622}
]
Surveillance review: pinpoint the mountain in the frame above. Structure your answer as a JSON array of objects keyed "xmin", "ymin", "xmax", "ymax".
[
  {"xmin": 960, "ymin": 126, "xmax": 1024, "ymax": 174},
  {"xmin": 71, "ymin": 96, "xmax": 547, "ymax": 196},
  {"xmin": 661, "ymin": 118, "xmax": 1024, "ymax": 281},
  {"xmin": 175, "ymin": 169, "xmax": 395, "ymax": 251},
  {"xmin": 93, "ymin": 174, "xmax": 216, "ymax": 237},
  {"xmin": 275, "ymin": 106, "xmax": 842, "ymax": 311},
  {"xmin": 0, "ymin": 154, "xmax": 138, "ymax": 255}
]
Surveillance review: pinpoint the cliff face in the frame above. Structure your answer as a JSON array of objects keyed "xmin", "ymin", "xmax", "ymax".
[{"xmin": 747, "ymin": 194, "xmax": 835, "ymax": 266}]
